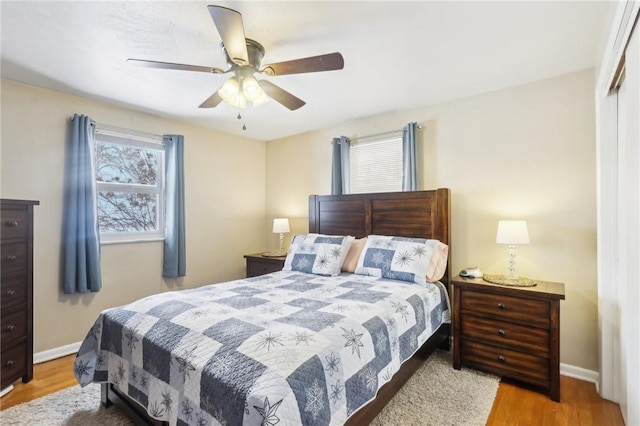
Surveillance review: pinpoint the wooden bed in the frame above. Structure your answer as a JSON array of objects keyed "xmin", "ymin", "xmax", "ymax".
[{"xmin": 101, "ymin": 188, "xmax": 451, "ymax": 425}]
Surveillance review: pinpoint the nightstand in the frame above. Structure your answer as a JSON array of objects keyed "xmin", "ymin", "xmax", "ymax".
[
  {"xmin": 451, "ymin": 275, "xmax": 565, "ymax": 401},
  {"xmin": 244, "ymin": 253, "xmax": 286, "ymax": 278}
]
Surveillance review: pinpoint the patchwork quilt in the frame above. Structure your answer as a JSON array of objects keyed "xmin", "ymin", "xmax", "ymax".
[{"xmin": 74, "ymin": 271, "xmax": 450, "ymax": 425}]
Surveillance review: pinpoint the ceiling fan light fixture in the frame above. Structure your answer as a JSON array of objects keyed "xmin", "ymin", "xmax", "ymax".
[
  {"xmin": 219, "ymin": 77, "xmax": 239, "ymax": 98},
  {"xmin": 218, "ymin": 77, "xmax": 247, "ymax": 108},
  {"xmin": 217, "ymin": 74, "xmax": 269, "ymax": 108},
  {"xmin": 242, "ymin": 76, "xmax": 261, "ymax": 101}
]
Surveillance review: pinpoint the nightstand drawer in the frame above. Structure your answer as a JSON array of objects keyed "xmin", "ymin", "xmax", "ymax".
[
  {"xmin": 461, "ymin": 339, "xmax": 550, "ymax": 385},
  {"xmin": 244, "ymin": 254, "xmax": 286, "ymax": 278},
  {"xmin": 248, "ymin": 260, "xmax": 283, "ymax": 277},
  {"xmin": 1, "ymin": 309, "xmax": 27, "ymax": 347},
  {"xmin": 461, "ymin": 314, "xmax": 549, "ymax": 355},
  {"xmin": 461, "ymin": 290, "xmax": 549, "ymax": 327}
]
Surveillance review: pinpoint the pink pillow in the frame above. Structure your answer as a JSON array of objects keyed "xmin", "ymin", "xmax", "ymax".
[
  {"xmin": 341, "ymin": 237, "xmax": 367, "ymax": 273},
  {"xmin": 426, "ymin": 241, "xmax": 449, "ymax": 282}
]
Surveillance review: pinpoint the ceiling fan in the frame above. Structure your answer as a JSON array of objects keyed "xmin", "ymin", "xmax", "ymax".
[{"xmin": 128, "ymin": 5, "xmax": 344, "ymax": 111}]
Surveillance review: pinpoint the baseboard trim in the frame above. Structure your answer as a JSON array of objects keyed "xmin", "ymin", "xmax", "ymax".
[
  {"xmin": 34, "ymin": 342, "xmax": 81, "ymax": 364},
  {"xmin": 560, "ymin": 362, "xmax": 599, "ymax": 390},
  {"xmin": 34, "ymin": 342, "xmax": 601, "ymax": 390}
]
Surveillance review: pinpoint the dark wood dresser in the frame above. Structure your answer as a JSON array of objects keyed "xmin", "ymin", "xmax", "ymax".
[
  {"xmin": 244, "ymin": 253, "xmax": 286, "ymax": 278},
  {"xmin": 1, "ymin": 199, "xmax": 38, "ymax": 390},
  {"xmin": 451, "ymin": 275, "xmax": 565, "ymax": 401}
]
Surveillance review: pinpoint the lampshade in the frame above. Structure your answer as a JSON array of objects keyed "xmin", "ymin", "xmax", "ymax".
[
  {"xmin": 272, "ymin": 218, "xmax": 290, "ymax": 234},
  {"xmin": 496, "ymin": 220, "xmax": 530, "ymax": 244}
]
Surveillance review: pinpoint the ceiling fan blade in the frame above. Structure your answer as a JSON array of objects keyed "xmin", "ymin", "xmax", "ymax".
[
  {"xmin": 261, "ymin": 52, "xmax": 344, "ymax": 76},
  {"xmin": 207, "ymin": 5, "xmax": 249, "ymax": 66},
  {"xmin": 199, "ymin": 90, "xmax": 224, "ymax": 108},
  {"xmin": 128, "ymin": 59, "xmax": 225, "ymax": 74},
  {"xmin": 258, "ymin": 80, "xmax": 306, "ymax": 110}
]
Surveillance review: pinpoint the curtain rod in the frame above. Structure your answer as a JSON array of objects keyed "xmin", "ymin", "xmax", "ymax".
[
  {"xmin": 347, "ymin": 125, "xmax": 422, "ymax": 143},
  {"xmin": 69, "ymin": 116, "xmax": 163, "ymax": 143},
  {"xmin": 69, "ymin": 115, "xmax": 95, "ymax": 125}
]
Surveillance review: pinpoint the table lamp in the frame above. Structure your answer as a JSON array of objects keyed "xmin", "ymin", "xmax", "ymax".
[
  {"xmin": 264, "ymin": 218, "xmax": 290, "ymax": 257},
  {"xmin": 496, "ymin": 220, "xmax": 529, "ymax": 279}
]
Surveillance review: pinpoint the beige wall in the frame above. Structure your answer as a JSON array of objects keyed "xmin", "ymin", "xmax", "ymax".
[
  {"xmin": 1, "ymin": 69, "xmax": 599, "ymax": 372},
  {"xmin": 1, "ymin": 79, "xmax": 267, "ymax": 353},
  {"xmin": 266, "ymin": 69, "xmax": 598, "ymax": 371}
]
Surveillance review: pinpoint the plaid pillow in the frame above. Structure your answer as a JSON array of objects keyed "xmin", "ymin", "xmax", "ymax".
[
  {"xmin": 282, "ymin": 234, "xmax": 354, "ymax": 276},
  {"xmin": 354, "ymin": 235, "xmax": 448, "ymax": 285}
]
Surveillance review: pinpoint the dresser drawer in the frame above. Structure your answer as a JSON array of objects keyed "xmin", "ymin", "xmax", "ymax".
[
  {"xmin": 1, "ymin": 274, "xmax": 27, "ymax": 311},
  {"xmin": 461, "ymin": 314, "xmax": 549, "ymax": 355},
  {"xmin": 461, "ymin": 290, "xmax": 550, "ymax": 327},
  {"xmin": 0, "ymin": 208, "xmax": 28, "ymax": 241},
  {"xmin": 1, "ymin": 341, "xmax": 27, "ymax": 389},
  {"xmin": 1, "ymin": 242, "xmax": 28, "ymax": 275},
  {"xmin": 461, "ymin": 339, "xmax": 550, "ymax": 386},
  {"xmin": 1, "ymin": 309, "xmax": 27, "ymax": 347}
]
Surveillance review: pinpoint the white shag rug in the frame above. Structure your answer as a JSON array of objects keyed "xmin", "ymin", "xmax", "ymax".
[{"xmin": 0, "ymin": 350, "xmax": 498, "ymax": 425}]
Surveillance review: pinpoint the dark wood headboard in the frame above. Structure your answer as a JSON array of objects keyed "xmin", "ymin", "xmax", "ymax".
[{"xmin": 308, "ymin": 188, "xmax": 451, "ymax": 286}]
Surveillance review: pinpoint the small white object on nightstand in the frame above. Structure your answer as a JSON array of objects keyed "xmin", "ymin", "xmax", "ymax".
[{"xmin": 459, "ymin": 267, "xmax": 483, "ymax": 278}]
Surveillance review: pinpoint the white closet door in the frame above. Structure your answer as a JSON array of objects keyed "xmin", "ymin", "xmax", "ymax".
[{"xmin": 616, "ymin": 24, "xmax": 640, "ymax": 426}]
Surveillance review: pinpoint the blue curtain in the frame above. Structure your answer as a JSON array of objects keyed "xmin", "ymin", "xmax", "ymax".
[
  {"xmin": 331, "ymin": 136, "xmax": 350, "ymax": 195},
  {"xmin": 402, "ymin": 122, "xmax": 418, "ymax": 191},
  {"xmin": 163, "ymin": 135, "xmax": 186, "ymax": 278},
  {"xmin": 63, "ymin": 114, "xmax": 102, "ymax": 294}
]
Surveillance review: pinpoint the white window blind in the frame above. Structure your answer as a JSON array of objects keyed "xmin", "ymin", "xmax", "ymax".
[{"xmin": 349, "ymin": 135, "xmax": 403, "ymax": 194}]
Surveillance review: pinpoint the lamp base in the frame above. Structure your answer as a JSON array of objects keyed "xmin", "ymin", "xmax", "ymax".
[
  {"xmin": 483, "ymin": 274, "xmax": 537, "ymax": 287},
  {"xmin": 262, "ymin": 251, "xmax": 287, "ymax": 258}
]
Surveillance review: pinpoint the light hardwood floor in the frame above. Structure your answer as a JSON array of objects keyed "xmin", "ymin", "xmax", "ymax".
[{"xmin": 0, "ymin": 354, "xmax": 625, "ymax": 425}]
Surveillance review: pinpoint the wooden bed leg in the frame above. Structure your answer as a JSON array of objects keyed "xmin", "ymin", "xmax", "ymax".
[
  {"xmin": 101, "ymin": 383, "xmax": 112, "ymax": 407},
  {"xmin": 438, "ymin": 336, "xmax": 451, "ymax": 350},
  {"xmin": 438, "ymin": 324, "xmax": 452, "ymax": 350}
]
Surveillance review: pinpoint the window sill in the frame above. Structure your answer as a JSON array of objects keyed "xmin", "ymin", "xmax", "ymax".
[{"xmin": 100, "ymin": 237, "xmax": 164, "ymax": 246}]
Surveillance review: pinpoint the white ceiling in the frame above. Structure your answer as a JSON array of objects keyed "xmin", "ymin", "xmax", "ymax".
[{"xmin": 1, "ymin": 1, "xmax": 612, "ymax": 141}]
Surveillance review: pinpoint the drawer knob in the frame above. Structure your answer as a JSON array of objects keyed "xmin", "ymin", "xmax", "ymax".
[
  {"xmin": 6, "ymin": 324, "xmax": 16, "ymax": 332},
  {"xmin": 6, "ymin": 220, "xmax": 19, "ymax": 227},
  {"xmin": 497, "ymin": 354, "xmax": 506, "ymax": 362},
  {"xmin": 6, "ymin": 255, "xmax": 17, "ymax": 262},
  {"xmin": 497, "ymin": 329, "xmax": 506, "ymax": 337},
  {"xmin": 6, "ymin": 290, "xmax": 16, "ymax": 296},
  {"xmin": 5, "ymin": 360, "xmax": 15, "ymax": 367},
  {"xmin": 497, "ymin": 302, "xmax": 506, "ymax": 310}
]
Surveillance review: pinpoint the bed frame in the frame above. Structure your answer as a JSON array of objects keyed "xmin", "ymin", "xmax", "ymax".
[{"xmin": 101, "ymin": 188, "xmax": 451, "ymax": 425}]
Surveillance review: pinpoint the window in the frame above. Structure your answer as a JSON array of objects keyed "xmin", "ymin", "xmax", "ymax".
[
  {"xmin": 349, "ymin": 133, "xmax": 403, "ymax": 194},
  {"xmin": 94, "ymin": 126, "xmax": 165, "ymax": 243}
]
